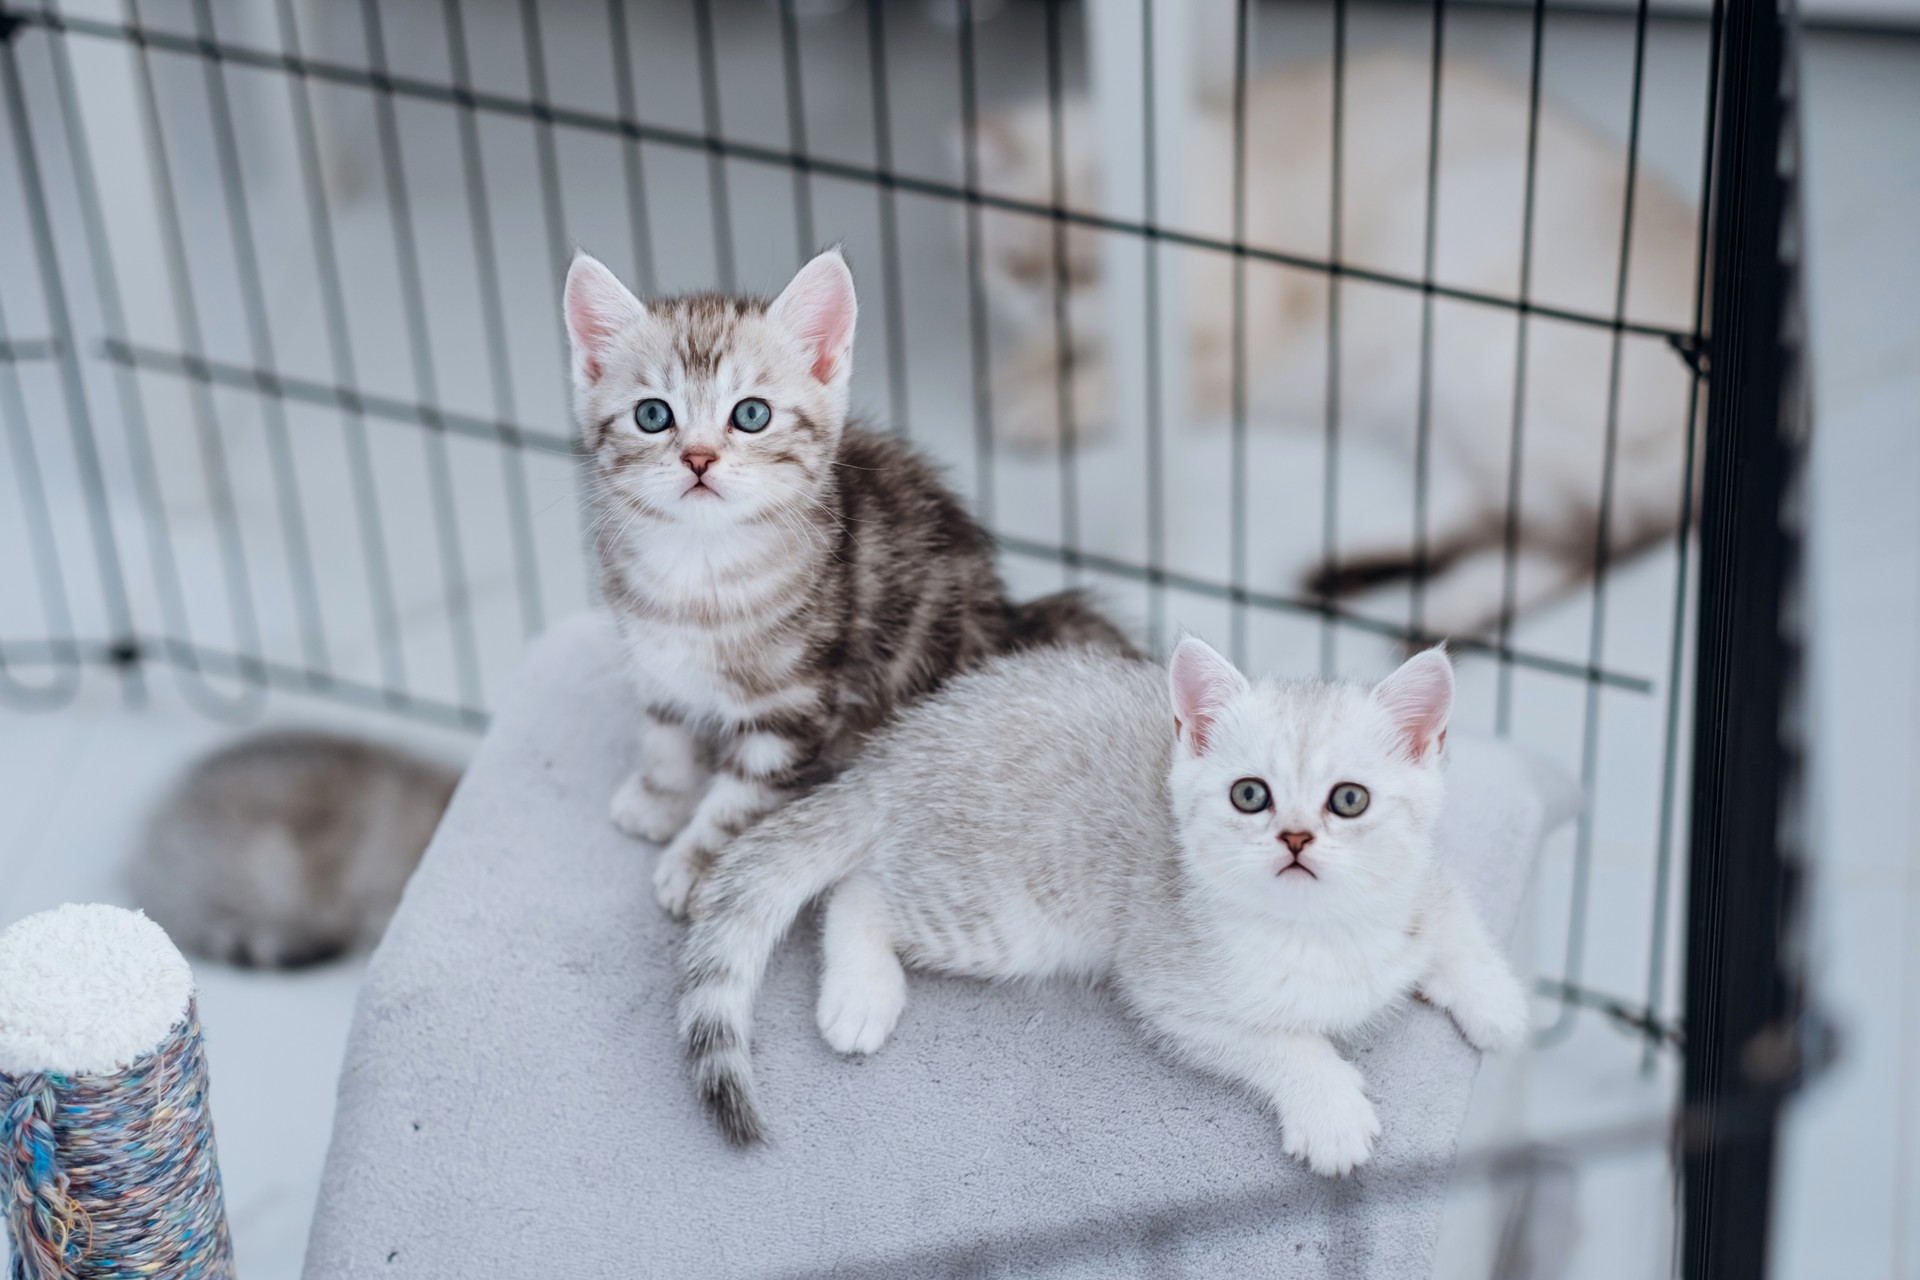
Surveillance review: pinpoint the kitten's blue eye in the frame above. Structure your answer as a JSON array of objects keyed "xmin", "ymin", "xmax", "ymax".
[
  {"xmin": 1329, "ymin": 783, "xmax": 1370, "ymax": 818},
  {"xmin": 634, "ymin": 399, "xmax": 674, "ymax": 433},
  {"xmin": 1230, "ymin": 778, "xmax": 1270, "ymax": 814},
  {"xmin": 730, "ymin": 398, "xmax": 772, "ymax": 433}
]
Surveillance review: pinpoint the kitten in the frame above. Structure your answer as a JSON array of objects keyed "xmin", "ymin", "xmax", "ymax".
[
  {"xmin": 679, "ymin": 640, "xmax": 1528, "ymax": 1175},
  {"xmin": 973, "ymin": 52, "xmax": 1699, "ymax": 638},
  {"xmin": 131, "ymin": 730, "xmax": 458, "ymax": 968},
  {"xmin": 565, "ymin": 248, "xmax": 1133, "ymax": 918}
]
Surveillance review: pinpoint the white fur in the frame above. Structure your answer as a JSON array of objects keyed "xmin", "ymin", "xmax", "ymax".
[
  {"xmin": 0, "ymin": 904, "xmax": 195, "ymax": 1076},
  {"xmin": 684, "ymin": 644, "xmax": 1532, "ymax": 1172},
  {"xmin": 730, "ymin": 731, "xmax": 802, "ymax": 780},
  {"xmin": 817, "ymin": 873, "xmax": 910, "ymax": 1055},
  {"xmin": 973, "ymin": 52, "xmax": 1699, "ymax": 636}
]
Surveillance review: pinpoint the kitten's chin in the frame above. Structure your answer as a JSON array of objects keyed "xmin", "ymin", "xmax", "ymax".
[{"xmin": 653, "ymin": 478, "xmax": 757, "ymax": 526}]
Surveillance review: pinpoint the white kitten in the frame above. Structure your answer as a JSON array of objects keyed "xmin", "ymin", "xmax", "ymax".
[
  {"xmin": 680, "ymin": 641, "xmax": 1529, "ymax": 1175},
  {"xmin": 974, "ymin": 52, "xmax": 1699, "ymax": 637}
]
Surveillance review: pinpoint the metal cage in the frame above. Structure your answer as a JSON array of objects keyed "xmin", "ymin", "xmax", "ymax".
[{"xmin": 0, "ymin": 0, "xmax": 1816, "ymax": 1271}]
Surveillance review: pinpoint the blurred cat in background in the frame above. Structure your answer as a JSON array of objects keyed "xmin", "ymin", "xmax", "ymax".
[
  {"xmin": 972, "ymin": 52, "xmax": 1699, "ymax": 638},
  {"xmin": 131, "ymin": 730, "xmax": 458, "ymax": 968}
]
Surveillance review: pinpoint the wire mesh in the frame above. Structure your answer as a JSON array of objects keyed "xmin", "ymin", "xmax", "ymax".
[
  {"xmin": 0, "ymin": 0, "xmax": 1819, "ymax": 1266},
  {"xmin": 0, "ymin": 0, "xmax": 1716, "ymax": 1059}
]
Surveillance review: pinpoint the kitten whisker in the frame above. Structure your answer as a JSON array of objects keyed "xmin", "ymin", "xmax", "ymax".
[{"xmin": 538, "ymin": 478, "xmax": 625, "ymax": 523}]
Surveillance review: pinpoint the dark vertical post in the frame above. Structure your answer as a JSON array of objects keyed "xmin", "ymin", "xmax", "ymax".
[
  {"xmin": 954, "ymin": 0, "xmax": 995, "ymax": 523},
  {"xmin": 1226, "ymin": 0, "xmax": 1249, "ymax": 665},
  {"xmin": 1681, "ymin": 0, "xmax": 1811, "ymax": 1275},
  {"xmin": 862, "ymin": 0, "xmax": 911, "ymax": 437},
  {"xmin": 1041, "ymin": 0, "xmax": 1080, "ymax": 585},
  {"xmin": 1646, "ymin": 0, "xmax": 1725, "ymax": 1072}
]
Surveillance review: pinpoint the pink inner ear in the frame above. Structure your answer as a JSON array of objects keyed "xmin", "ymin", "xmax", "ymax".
[
  {"xmin": 808, "ymin": 285, "xmax": 855, "ymax": 383},
  {"xmin": 771, "ymin": 254, "xmax": 857, "ymax": 385},
  {"xmin": 1169, "ymin": 639, "xmax": 1247, "ymax": 756},
  {"xmin": 1375, "ymin": 650, "xmax": 1454, "ymax": 762},
  {"xmin": 564, "ymin": 257, "xmax": 643, "ymax": 386}
]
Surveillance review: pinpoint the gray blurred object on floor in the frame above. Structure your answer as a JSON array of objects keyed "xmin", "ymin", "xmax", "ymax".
[{"xmin": 131, "ymin": 730, "xmax": 459, "ymax": 968}]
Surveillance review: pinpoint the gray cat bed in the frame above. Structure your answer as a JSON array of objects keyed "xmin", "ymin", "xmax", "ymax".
[{"xmin": 302, "ymin": 614, "xmax": 1576, "ymax": 1279}]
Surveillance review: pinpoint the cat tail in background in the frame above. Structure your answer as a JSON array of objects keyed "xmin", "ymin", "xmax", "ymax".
[
  {"xmin": 1007, "ymin": 589, "xmax": 1139, "ymax": 658},
  {"xmin": 678, "ymin": 785, "xmax": 884, "ymax": 1145}
]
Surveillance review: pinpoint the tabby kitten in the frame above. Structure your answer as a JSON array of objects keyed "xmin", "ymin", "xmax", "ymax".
[
  {"xmin": 565, "ymin": 248, "xmax": 1131, "ymax": 917},
  {"xmin": 679, "ymin": 641, "xmax": 1527, "ymax": 1175}
]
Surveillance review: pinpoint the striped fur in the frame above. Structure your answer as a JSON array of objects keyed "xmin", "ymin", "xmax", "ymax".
[
  {"xmin": 565, "ymin": 249, "xmax": 1133, "ymax": 915},
  {"xmin": 678, "ymin": 789, "xmax": 887, "ymax": 1144}
]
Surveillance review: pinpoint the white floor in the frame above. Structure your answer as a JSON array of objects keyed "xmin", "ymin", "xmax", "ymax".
[{"xmin": 1, "ymin": 5, "xmax": 1915, "ymax": 1278}]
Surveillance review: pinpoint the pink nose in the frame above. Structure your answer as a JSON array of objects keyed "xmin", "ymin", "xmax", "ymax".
[
  {"xmin": 1278, "ymin": 831, "xmax": 1314, "ymax": 856},
  {"xmin": 682, "ymin": 448, "xmax": 717, "ymax": 477}
]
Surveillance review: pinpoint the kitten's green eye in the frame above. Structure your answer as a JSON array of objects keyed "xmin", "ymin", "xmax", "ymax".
[
  {"xmin": 1229, "ymin": 778, "xmax": 1270, "ymax": 814},
  {"xmin": 1329, "ymin": 783, "xmax": 1370, "ymax": 818},
  {"xmin": 634, "ymin": 399, "xmax": 674, "ymax": 434},
  {"xmin": 730, "ymin": 398, "xmax": 772, "ymax": 433}
]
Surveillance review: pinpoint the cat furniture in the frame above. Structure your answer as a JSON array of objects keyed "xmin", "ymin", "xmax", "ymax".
[
  {"xmin": 0, "ymin": 904, "xmax": 235, "ymax": 1279},
  {"xmin": 298, "ymin": 614, "xmax": 1576, "ymax": 1278}
]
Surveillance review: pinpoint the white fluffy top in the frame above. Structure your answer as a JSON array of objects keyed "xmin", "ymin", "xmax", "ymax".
[{"xmin": 0, "ymin": 903, "xmax": 195, "ymax": 1077}]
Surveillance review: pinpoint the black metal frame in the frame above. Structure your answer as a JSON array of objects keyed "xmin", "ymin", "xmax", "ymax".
[
  {"xmin": 1680, "ymin": 0, "xmax": 1817, "ymax": 1274},
  {"xmin": 0, "ymin": 0, "xmax": 1819, "ymax": 1268}
]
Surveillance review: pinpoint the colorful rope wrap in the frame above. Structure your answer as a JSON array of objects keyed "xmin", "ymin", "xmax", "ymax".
[{"xmin": 1, "ymin": 1000, "xmax": 233, "ymax": 1280}]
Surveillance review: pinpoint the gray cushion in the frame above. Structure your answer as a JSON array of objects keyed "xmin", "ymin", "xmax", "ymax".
[{"xmin": 303, "ymin": 614, "xmax": 1575, "ymax": 1279}]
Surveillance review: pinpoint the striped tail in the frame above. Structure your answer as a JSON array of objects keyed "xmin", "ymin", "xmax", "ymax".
[
  {"xmin": 1008, "ymin": 588, "xmax": 1139, "ymax": 658},
  {"xmin": 678, "ymin": 786, "xmax": 881, "ymax": 1145}
]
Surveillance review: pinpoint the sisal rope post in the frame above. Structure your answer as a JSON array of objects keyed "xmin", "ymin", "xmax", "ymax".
[{"xmin": 0, "ymin": 904, "xmax": 234, "ymax": 1279}]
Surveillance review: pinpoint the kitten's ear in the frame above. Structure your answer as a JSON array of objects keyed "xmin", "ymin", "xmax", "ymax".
[
  {"xmin": 769, "ymin": 248, "xmax": 858, "ymax": 385},
  {"xmin": 564, "ymin": 252, "xmax": 645, "ymax": 389},
  {"xmin": 1374, "ymin": 646, "xmax": 1454, "ymax": 763},
  {"xmin": 1169, "ymin": 637, "xmax": 1249, "ymax": 757}
]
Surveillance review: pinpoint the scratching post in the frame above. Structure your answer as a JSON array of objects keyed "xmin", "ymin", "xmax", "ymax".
[{"xmin": 0, "ymin": 904, "xmax": 234, "ymax": 1280}]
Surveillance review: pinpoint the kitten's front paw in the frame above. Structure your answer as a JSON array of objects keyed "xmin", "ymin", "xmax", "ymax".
[
  {"xmin": 1280, "ymin": 1059, "xmax": 1381, "ymax": 1177},
  {"xmin": 817, "ymin": 956, "xmax": 907, "ymax": 1056},
  {"xmin": 610, "ymin": 772, "xmax": 695, "ymax": 844},
  {"xmin": 1442, "ymin": 966, "xmax": 1532, "ymax": 1054},
  {"xmin": 652, "ymin": 840, "xmax": 703, "ymax": 919}
]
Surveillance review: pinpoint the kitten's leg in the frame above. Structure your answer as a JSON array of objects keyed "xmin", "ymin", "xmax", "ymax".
[
  {"xmin": 816, "ymin": 872, "xmax": 909, "ymax": 1056},
  {"xmin": 1166, "ymin": 1021, "xmax": 1380, "ymax": 1177},
  {"xmin": 610, "ymin": 709, "xmax": 710, "ymax": 844},
  {"xmin": 652, "ymin": 775, "xmax": 784, "ymax": 916},
  {"xmin": 652, "ymin": 725, "xmax": 815, "ymax": 917},
  {"xmin": 1418, "ymin": 875, "xmax": 1531, "ymax": 1053}
]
